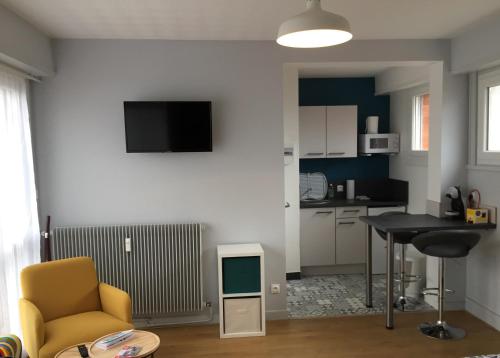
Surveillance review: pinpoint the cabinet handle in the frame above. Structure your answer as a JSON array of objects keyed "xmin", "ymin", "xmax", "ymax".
[
  {"xmin": 328, "ymin": 152, "xmax": 345, "ymax": 155},
  {"xmin": 338, "ymin": 221, "xmax": 356, "ymax": 225},
  {"xmin": 315, "ymin": 211, "xmax": 333, "ymax": 214},
  {"xmin": 307, "ymin": 152, "xmax": 324, "ymax": 156},
  {"xmin": 343, "ymin": 209, "xmax": 360, "ymax": 213}
]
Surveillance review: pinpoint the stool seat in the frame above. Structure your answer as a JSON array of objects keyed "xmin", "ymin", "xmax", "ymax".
[
  {"xmin": 412, "ymin": 231, "xmax": 480, "ymax": 258},
  {"xmin": 375, "ymin": 212, "xmax": 419, "ymax": 244}
]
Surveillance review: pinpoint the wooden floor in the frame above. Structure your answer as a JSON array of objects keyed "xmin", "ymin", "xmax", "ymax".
[{"xmin": 149, "ymin": 311, "xmax": 500, "ymax": 357}]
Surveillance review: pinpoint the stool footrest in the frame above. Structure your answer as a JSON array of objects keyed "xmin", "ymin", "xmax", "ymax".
[
  {"xmin": 423, "ymin": 291, "xmax": 438, "ymax": 296},
  {"xmin": 422, "ymin": 287, "xmax": 455, "ymax": 296}
]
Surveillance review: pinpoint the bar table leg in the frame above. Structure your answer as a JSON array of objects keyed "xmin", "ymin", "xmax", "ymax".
[
  {"xmin": 386, "ymin": 232, "xmax": 395, "ymax": 329},
  {"xmin": 365, "ymin": 224, "xmax": 373, "ymax": 308}
]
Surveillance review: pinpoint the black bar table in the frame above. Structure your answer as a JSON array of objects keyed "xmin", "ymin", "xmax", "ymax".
[{"xmin": 359, "ymin": 213, "xmax": 496, "ymax": 329}]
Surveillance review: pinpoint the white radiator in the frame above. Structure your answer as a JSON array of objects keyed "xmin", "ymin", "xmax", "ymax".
[{"xmin": 51, "ymin": 224, "xmax": 204, "ymax": 318}]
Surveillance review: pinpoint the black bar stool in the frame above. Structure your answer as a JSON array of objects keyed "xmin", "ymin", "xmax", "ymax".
[
  {"xmin": 375, "ymin": 212, "xmax": 420, "ymax": 311},
  {"xmin": 412, "ymin": 230, "xmax": 481, "ymax": 340}
]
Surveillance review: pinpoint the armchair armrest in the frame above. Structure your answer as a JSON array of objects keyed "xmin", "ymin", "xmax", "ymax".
[
  {"xmin": 19, "ymin": 298, "xmax": 45, "ymax": 358},
  {"xmin": 99, "ymin": 283, "xmax": 132, "ymax": 323}
]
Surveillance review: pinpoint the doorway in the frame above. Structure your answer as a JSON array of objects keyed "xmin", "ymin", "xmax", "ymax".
[{"xmin": 284, "ymin": 62, "xmax": 434, "ymax": 319}]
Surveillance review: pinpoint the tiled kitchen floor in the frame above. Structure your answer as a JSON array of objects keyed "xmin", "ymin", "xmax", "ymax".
[{"xmin": 287, "ymin": 273, "xmax": 433, "ymax": 319}]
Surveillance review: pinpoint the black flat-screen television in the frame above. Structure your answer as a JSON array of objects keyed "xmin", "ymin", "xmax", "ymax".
[{"xmin": 124, "ymin": 101, "xmax": 212, "ymax": 153}]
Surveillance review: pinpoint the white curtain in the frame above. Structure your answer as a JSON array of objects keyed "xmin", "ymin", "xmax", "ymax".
[{"xmin": 0, "ymin": 68, "xmax": 40, "ymax": 335}]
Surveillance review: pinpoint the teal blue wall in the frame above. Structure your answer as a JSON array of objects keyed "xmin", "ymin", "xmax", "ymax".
[{"xmin": 299, "ymin": 78, "xmax": 390, "ymax": 182}]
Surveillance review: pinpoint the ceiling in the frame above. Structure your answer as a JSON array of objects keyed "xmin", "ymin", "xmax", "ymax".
[{"xmin": 2, "ymin": 0, "xmax": 500, "ymax": 40}]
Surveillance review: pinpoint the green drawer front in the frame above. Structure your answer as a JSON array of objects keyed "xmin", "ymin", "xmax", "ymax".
[{"xmin": 222, "ymin": 256, "xmax": 261, "ymax": 294}]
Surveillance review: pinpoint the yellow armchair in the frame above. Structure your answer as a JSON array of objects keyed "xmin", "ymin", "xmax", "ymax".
[
  {"xmin": 19, "ymin": 257, "xmax": 134, "ymax": 358},
  {"xmin": 99, "ymin": 282, "xmax": 132, "ymax": 323}
]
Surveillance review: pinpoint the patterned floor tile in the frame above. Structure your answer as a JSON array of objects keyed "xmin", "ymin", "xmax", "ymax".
[{"xmin": 287, "ymin": 273, "xmax": 433, "ymax": 319}]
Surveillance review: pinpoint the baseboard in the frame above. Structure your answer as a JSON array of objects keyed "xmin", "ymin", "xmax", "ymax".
[
  {"xmin": 466, "ymin": 297, "xmax": 500, "ymax": 331},
  {"xmin": 301, "ymin": 264, "xmax": 365, "ymax": 276},
  {"xmin": 286, "ymin": 272, "xmax": 301, "ymax": 280},
  {"xmin": 266, "ymin": 309, "xmax": 289, "ymax": 320},
  {"xmin": 134, "ymin": 306, "xmax": 215, "ymax": 328},
  {"xmin": 425, "ymin": 296, "xmax": 465, "ymax": 311}
]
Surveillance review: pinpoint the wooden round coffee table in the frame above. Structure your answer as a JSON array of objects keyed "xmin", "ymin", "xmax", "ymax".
[
  {"xmin": 89, "ymin": 330, "xmax": 160, "ymax": 357},
  {"xmin": 55, "ymin": 342, "xmax": 92, "ymax": 357}
]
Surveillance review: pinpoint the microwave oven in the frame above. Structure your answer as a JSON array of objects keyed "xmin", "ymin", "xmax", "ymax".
[{"xmin": 358, "ymin": 133, "xmax": 400, "ymax": 154}]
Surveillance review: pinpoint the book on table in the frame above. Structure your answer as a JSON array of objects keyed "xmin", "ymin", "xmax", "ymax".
[{"xmin": 95, "ymin": 330, "xmax": 134, "ymax": 350}]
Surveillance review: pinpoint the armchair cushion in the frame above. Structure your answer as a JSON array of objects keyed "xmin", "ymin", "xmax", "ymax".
[{"xmin": 39, "ymin": 311, "xmax": 133, "ymax": 358}]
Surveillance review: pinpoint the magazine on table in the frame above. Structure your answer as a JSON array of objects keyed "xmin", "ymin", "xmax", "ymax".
[{"xmin": 115, "ymin": 345, "xmax": 142, "ymax": 357}]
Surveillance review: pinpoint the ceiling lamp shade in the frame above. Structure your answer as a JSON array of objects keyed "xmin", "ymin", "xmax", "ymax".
[{"xmin": 277, "ymin": 0, "xmax": 352, "ymax": 48}]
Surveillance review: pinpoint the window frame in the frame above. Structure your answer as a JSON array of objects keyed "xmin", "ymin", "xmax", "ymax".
[
  {"xmin": 477, "ymin": 67, "xmax": 500, "ymax": 166},
  {"xmin": 411, "ymin": 92, "xmax": 430, "ymax": 153}
]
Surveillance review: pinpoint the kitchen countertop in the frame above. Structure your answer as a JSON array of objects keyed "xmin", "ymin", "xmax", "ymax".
[{"xmin": 300, "ymin": 198, "xmax": 408, "ymax": 209}]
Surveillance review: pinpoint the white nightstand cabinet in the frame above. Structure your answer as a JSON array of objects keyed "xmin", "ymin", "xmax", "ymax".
[{"xmin": 217, "ymin": 243, "xmax": 266, "ymax": 338}]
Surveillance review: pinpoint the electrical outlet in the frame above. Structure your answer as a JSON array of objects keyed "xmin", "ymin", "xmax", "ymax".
[
  {"xmin": 125, "ymin": 238, "xmax": 131, "ymax": 252},
  {"xmin": 271, "ymin": 283, "xmax": 280, "ymax": 294},
  {"xmin": 337, "ymin": 185, "xmax": 344, "ymax": 192}
]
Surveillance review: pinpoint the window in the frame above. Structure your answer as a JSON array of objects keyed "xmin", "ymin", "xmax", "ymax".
[
  {"xmin": 412, "ymin": 93, "xmax": 430, "ymax": 151},
  {"xmin": 487, "ymin": 85, "xmax": 500, "ymax": 151},
  {"xmin": 477, "ymin": 67, "xmax": 500, "ymax": 165},
  {"xmin": 0, "ymin": 68, "xmax": 40, "ymax": 335}
]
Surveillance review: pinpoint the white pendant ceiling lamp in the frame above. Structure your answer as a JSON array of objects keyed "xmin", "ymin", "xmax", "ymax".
[{"xmin": 277, "ymin": 0, "xmax": 352, "ymax": 48}]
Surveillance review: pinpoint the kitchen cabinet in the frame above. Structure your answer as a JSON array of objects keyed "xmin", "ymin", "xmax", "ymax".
[
  {"xmin": 299, "ymin": 105, "xmax": 357, "ymax": 159},
  {"xmin": 335, "ymin": 206, "xmax": 367, "ymax": 265},
  {"xmin": 300, "ymin": 206, "xmax": 367, "ymax": 267},
  {"xmin": 335, "ymin": 218, "xmax": 366, "ymax": 265},
  {"xmin": 300, "ymin": 208, "xmax": 335, "ymax": 266},
  {"xmin": 336, "ymin": 206, "xmax": 366, "ymax": 219},
  {"xmin": 299, "ymin": 106, "xmax": 326, "ymax": 159},
  {"xmin": 326, "ymin": 106, "xmax": 358, "ymax": 158}
]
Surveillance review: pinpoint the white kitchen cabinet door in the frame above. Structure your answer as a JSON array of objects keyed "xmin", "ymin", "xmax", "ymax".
[
  {"xmin": 299, "ymin": 106, "xmax": 326, "ymax": 159},
  {"xmin": 335, "ymin": 218, "xmax": 366, "ymax": 265},
  {"xmin": 300, "ymin": 208, "xmax": 335, "ymax": 266},
  {"xmin": 326, "ymin": 106, "xmax": 358, "ymax": 158}
]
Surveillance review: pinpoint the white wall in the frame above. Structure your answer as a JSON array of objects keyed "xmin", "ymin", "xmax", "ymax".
[
  {"xmin": 451, "ymin": 13, "xmax": 500, "ymax": 329},
  {"xmin": 33, "ymin": 40, "xmax": 288, "ymax": 318},
  {"xmin": 0, "ymin": 4, "xmax": 53, "ymax": 76},
  {"xmin": 283, "ymin": 64, "xmax": 300, "ymax": 274},
  {"xmin": 375, "ymin": 65, "xmax": 430, "ymax": 95},
  {"xmin": 389, "ymin": 84, "xmax": 428, "ymax": 215},
  {"xmin": 452, "ymin": 11, "xmax": 500, "ymax": 74},
  {"xmin": 425, "ymin": 63, "xmax": 470, "ymax": 309},
  {"xmin": 31, "ymin": 39, "xmax": 451, "ymax": 319},
  {"xmin": 389, "ymin": 66, "xmax": 469, "ymax": 310},
  {"xmin": 463, "ymin": 67, "xmax": 500, "ymax": 330},
  {"xmin": 466, "ymin": 169, "xmax": 500, "ymax": 329}
]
